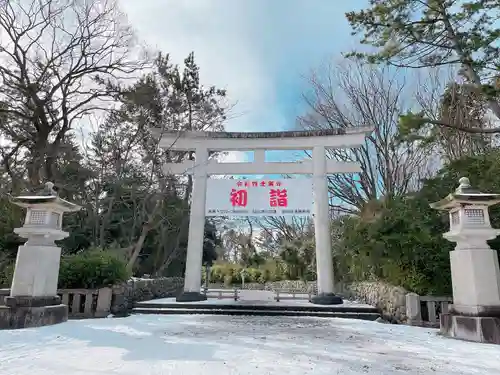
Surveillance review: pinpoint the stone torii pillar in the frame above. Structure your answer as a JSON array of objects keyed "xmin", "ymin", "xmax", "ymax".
[
  {"xmin": 311, "ymin": 145, "xmax": 341, "ymax": 304},
  {"xmin": 177, "ymin": 147, "xmax": 209, "ymax": 302}
]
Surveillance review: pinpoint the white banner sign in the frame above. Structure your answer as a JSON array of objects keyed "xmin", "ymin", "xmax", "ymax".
[{"xmin": 206, "ymin": 178, "xmax": 313, "ymax": 216}]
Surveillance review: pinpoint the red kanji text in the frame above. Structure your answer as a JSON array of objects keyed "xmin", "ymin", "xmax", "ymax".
[
  {"xmin": 230, "ymin": 189, "xmax": 248, "ymax": 207},
  {"xmin": 269, "ymin": 189, "xmax": 288, "ymax": 207}
]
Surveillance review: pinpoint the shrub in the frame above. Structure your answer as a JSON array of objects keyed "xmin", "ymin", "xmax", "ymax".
[
  {"xmin": 258, "ymin": 268, "xmax": 271, "ymax": 284},
  {"xmin": 0, "ymin": 248, "xmax": 130, "ymax": 289},
  {"xmin": 210, "ymin": 264, "xmax": 225, "ymax": 283},
  {"xmin": 206, "ymin": 262, "xmax": 288, "ymax": 285},
  {"xmin": 58, "ymin": 249, "xmax": 130, "ymax": 289},
  {"xmin": 0, "ymin": 263, "xmax": 14, "ymax": 288},
  {"xmin": 333, "ymin": 196, "xmax": 453, "ymax": 295},
  {"xmin": 247, "ymin": 268, "xmax": 261, "ymax": 283},
  {"xmin": 223, "ymin": 275, "xmax": 232, "ymax": 287}
]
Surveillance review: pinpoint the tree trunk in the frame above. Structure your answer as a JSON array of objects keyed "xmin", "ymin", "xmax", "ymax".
[
  {"xmin": 154, "ymin": 215, "xmax": 190, "ymax": 276},
  {"xmin": 27, "ymin": 137, "xmax": 48, "ymax": 188},
  {"xmin": 126, "ymin": 225, "xmax": 150, "ymax": 272},
  {"xmin": 126, "ymin": 199, "xmax": 162, "ymax": 272}
]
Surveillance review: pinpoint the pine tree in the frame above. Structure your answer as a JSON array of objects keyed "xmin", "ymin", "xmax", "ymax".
[{"xmin": 345, "ymin": 0, "xmax": 500, "ymax": 134}]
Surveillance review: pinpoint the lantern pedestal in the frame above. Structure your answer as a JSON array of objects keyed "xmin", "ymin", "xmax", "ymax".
[
  {"xmin": 440, "ymin": 247, "xmax": 500, "ymax": 344},
  {"xmin": 0, "ymin": 182, "xmax": 81, "ymax": 330},
  {"xmin": 10, "ymin": 240, "xmax": 62, "ymax": 297},
  {"xmin": 1, "ymin": 241, "xmax": 69, "ymax": 329},
  {"xmin": 0, "ymin": 295, "xmax": 68, "ymax": 330},
  {"xmin": 431, "ymin": 177, "xmax": 500, "ymax": 345}
]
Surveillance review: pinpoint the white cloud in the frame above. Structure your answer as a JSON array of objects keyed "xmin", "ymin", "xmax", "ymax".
[
  {"xmin": 119, "ymin": 0, "xmax": 280, "ymax": 132},
  {"xmin": 219, "ymin": 151, "xmax": 249, "ymax": 163},
  {"xmin": 118, "ymin": 1, "xmax": 363, "ymax": 135}
]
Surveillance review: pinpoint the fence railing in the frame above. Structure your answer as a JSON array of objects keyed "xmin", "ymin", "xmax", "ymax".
[
  {"xmin": 202, "ymin": 288, "xmax": 239, "ymax": 301},
  {"xmin": 58, "ymin": 288, "xmax": 113, "ymax": 318},
  {"xmin": 274, "ymin": 289, "xmax": 312, "ymax": 302},
  {"xmin": 406, "ymin": 292, "xmax": 452, "ymax": 328},
  {"xmin": 201, "ymin": 288, "xmax": 314, "ymax": 302},
  {"xmin": 0, "ymin": 288, "xmax": 113, "ymax": 319}
]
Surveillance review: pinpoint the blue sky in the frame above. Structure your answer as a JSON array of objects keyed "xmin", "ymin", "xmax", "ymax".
[{"xmin": 120, "ymin": 0, "xmax": 369, "ymax": 165}]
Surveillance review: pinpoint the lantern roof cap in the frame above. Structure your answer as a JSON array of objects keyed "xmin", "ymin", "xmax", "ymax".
[
  {"xmin": 430, "ymin": 177, "xmax": 500, "ymax": 210},
  {"xmin": 11, "ymin": 182, "xmax": 81, "ymax": 212}
]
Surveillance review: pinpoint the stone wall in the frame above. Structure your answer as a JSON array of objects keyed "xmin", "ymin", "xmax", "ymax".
[
  {"xmin": 111, "ymin": 277, "xmax": 184, "ymax": 316},
  {"xmin": 337, "ymin": 281, "xmax": 408, "ymax": 323}
]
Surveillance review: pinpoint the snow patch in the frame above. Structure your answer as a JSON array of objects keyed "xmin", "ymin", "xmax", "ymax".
[{"xmin": 1, "ymin": 315, "xmax": 499, "ymax": 374}]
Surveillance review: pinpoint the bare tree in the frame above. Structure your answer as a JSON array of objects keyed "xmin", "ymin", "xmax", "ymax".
[
  {"xmin": 255, "ymin": 216, "xmax": 312, "ymax": 245},
  {"xmin": 299, "ymin": 60, "xmax": 433, "ymax": 212},
  {"xmin": 0, "ymin": 0, "xmax": 142, "ymax": 187}
]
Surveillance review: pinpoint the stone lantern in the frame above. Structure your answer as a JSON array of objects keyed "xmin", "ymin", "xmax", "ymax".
[
  {"xmin": 430, "ymin": 177, "xmax": 500, "ymax": 344},
  {"xmin": 0, "ymin": 182, "xmax": 81, "ymax": 329}
]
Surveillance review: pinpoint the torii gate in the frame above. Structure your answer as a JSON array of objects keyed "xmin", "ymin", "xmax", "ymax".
[{"xmin": 158, "ymin": 128, "xmax": 372, "ymax": 304}]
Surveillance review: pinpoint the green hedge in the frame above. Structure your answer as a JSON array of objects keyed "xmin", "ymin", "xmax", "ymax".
[
  {"xmin": 203, "ymin": 262, "xmax": 285, "ymax": 284},
  {"xmin": 0, "ymin": 249, "xmax": 130, "ymax": 289},
  {"xmin": 332, "ymin": 196, "xmax": 453, "ymax": 296},
  {"xmin": 0, "ymin": 263, "xmax": 14, "ymax": 287},
  {"xmin": 58, "ymin": 250, "xmax": 131, "ymax": 289}
]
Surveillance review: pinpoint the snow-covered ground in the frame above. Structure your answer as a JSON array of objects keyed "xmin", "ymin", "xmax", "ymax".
[{"xmin": 1, "ymin": 315, "xmax": 499, "ymax": 375}]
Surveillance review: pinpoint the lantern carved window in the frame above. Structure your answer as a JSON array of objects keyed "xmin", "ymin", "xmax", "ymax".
[
  {"xmin": 29, "ymin": 210, "xmax": 47, "ymax": 225},
  {"xmin": 464, "ymin": 208, "xmax": 485, "ymax": 225}
]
